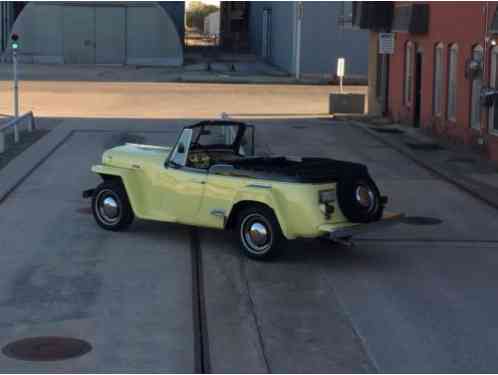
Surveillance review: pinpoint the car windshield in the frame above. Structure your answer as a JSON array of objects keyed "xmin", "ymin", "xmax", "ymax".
[{"xmin": 192, "ymin": 124, "xmax": 240, "ymax": 148}]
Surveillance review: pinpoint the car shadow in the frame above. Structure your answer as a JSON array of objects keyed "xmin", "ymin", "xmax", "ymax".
[{"xmin": 198, "ymin": 226, "xmax": 403, "ymax": 272}]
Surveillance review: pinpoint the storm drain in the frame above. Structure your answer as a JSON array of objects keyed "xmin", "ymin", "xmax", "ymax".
[
  {"xmin": 400, "ymin": 216, "xmax": 443, "ymax": 226},
  {"xmin": 2, "ymin": 337, "xmax": 92, "ymax": 361},
  {"xmin": 404, "ymin": 142, "xmax": 443, "ymax": 151},
  {"xmin": 292, "ymin": 125, "xmax": 308, "ymax": 129},
  {"xmin": 369, "ymin": 127, "xmax": 405, "ymax": 134}
]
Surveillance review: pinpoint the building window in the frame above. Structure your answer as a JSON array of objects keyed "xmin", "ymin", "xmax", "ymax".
[
  {"xmin": 447, "ymin": 44, "xmax": 458, "ymax": 121},
  {"xmin": 404, "ymin": 41, "xmax": 414, "ymax": 106},
  {"xmin": 433, "ymin": 43, "xmax": 444, "ymax": 116},
  {"xmin": 470, "ymin": 45, "xmax": 483, "ymax": 130},
  {"xmin": 489, "ymin": 46, "xmax": 498, "ymax": 135}
]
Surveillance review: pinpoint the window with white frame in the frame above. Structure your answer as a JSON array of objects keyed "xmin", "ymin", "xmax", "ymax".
[
  {"xmin": 404, "ymin": 42, "xmax": 414, "ymax": 105},
  {"xmin": 433, "ymin": 43, "xmax": 444, "ymax": 116},
  {"xmin": 489, "ymin": 46, "xmax": 498, "ymax": 135},
  {"xmin": 447, "ymin": 44, "xmax": 458, "ymax": 121},
  {"xmin": 470, "ymin": 45, "xmax": 483, "ymax": 130}
]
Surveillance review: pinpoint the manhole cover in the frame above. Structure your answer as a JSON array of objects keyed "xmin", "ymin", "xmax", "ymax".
[
  {"xmin": 2, "ymin": 337, "xmax": 92, "ymax": 362},
  {"xmin": 400, "ymin": 216, "xmax": 443, "ymax": 226},
  {"xmin": 76, "ymin": 207, "xmax": 93, "ymax": 215},
  {"xmin": 369, "ymin": 127, "xmax": 404, "ymax": 134},
  {"xmin": 404, "ymin": 142, "xmax": 443, "ymax": 151}
]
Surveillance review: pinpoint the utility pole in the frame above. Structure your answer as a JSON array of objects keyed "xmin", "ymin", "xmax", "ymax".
[
  {"xmin": 11, "ymin": 33, "xmax": 20, "ymax": 143},
  {"xmin": 295, "ymin": 2, "xmax": 303, "ymax": 81}
]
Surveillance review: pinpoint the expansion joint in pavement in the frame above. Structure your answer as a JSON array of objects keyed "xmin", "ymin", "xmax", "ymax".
[
  {"xmin": 240, "ymin": 258, "xmax": 272, "ymax": 373},
  {"xmin": 190, "ymin": 228, "xmax": 211, "ymax": 373},
  {"xmin": 321, "ymin": 271, "xmax": 380, "ymax": 373}
]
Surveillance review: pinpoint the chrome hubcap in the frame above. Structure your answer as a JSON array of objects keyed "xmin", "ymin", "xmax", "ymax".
[
  {"xmin": 95, "ymin": 190, "xmax": 121, "ymax": 225},
  {"xmin": 102, "ymin": 196, "xmax": 119, "ymax": 219},
  {"xmin": 248, "ymin": 222, "xmax": 269, "ymax": 247},
  {"xmin": 355, "ymin": 185, "xmax": 374, "ymax": 210},
  {"xmin": 241, "ymin": 214, "xmax": 272, "ymax": 254}
]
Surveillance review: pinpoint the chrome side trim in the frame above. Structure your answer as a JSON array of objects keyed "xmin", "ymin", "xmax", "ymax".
[{"xmin": 210, "ymin": 209, "xmax": 226, "ymax": 217}]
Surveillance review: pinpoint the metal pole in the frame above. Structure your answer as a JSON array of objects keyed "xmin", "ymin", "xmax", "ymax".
[
  {"xmin": 13, "ymin": 49, "xmax": 19, "ymax": 143},
  {"xmin": 295, "ymin": 2, "xmax": 303, "ymax": 81}
]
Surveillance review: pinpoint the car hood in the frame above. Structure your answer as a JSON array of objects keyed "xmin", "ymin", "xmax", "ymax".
[{"xmin": 102, "ymin": 143, "xmax": 172, "ymax": 169}]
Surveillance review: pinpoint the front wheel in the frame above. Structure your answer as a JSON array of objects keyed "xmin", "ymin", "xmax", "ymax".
[
  {"xmin": 237, "ymin": 206, "xmax": 284, "ymax": 260},
  {"xmin": 92, "ymin": 181, "xmax": 134, "ymax": 231}
]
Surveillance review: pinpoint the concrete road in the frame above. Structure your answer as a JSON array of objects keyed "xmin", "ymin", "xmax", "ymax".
[
  {"xmin": 0, "ymin": 114, "xmax": 497, "ymax": 370},
  {"xmin": 0, "ymin": 80, "xmax": 365, "ymax": 119}
]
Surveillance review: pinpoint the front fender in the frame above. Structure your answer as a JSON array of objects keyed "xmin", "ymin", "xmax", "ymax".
[
  {"xmin": 231, "ymin": 185, "xmax": 292, "ymax": 239},
  {"xmin": 91, "ymin": 164, "xmax": 147, "ymax": 218}
]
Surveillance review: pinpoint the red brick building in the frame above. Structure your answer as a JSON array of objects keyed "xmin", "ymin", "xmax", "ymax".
[{"xmin": 357, "ymin": 2, "xmax": 498, "ymax": 163}]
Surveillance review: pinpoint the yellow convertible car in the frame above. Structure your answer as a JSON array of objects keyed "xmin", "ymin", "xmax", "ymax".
[{"xmin": 83, "ymin": 120, "xmax": 402, "ymax": 259}]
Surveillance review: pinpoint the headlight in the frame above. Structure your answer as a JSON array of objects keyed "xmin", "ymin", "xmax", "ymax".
[{"xmin": 319, "ymin": 190, "xmax": 336, "ymax": 204}]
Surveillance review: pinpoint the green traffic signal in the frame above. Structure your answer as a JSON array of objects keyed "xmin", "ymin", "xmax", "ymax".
[{"xmin": 11, "ymin": 33, "xmax": 19, "ymax": 50}]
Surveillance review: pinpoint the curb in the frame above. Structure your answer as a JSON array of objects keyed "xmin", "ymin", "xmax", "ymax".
[
  {"xmin": 0, "ymin": 127, "xmax": 73, "ymax": 205},
  {"xmin": 352, "ymin": 121, "xmax": 498, "ymax": 211}
]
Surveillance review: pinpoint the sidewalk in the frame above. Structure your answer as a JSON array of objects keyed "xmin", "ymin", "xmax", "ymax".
[
  {"xmin": 0, "ymin": 62, "xmax": 335, "ymax": 85},
  {"xmin": 352, "ymin": 119, "xmax": 498, "ymax": 210}
]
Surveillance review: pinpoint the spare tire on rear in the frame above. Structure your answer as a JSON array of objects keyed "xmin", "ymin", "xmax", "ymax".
[{"xmin": 336, "ymin": 172, "xmax": 383, "ymax": 223}]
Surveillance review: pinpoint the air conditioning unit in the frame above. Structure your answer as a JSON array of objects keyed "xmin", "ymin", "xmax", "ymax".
[
  {"xmin": 480, "ymin": 87, "xmax": 498, "ymax": 107},
  {"xmin": 465, "ymin": 59, "xmax": 483, "ymax": 80}
]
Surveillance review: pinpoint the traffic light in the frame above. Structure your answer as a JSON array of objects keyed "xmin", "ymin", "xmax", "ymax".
[{"xmin": 11, "ymin": 34, "xmax": 19, "ymax": 50}]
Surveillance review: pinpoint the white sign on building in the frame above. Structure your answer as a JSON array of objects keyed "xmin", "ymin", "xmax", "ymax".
[{"xmin": 379, "ymin": 33, "xmax": 395, "ymax": 55}]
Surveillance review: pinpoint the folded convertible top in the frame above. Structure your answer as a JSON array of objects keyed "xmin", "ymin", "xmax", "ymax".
[{"xmin": 213, "ymin": 157, "xmax": 369, "ymax": 183}]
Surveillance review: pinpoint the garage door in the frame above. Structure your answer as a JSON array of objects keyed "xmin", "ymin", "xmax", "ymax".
[
  {"xmin": 63, "ymin": 6, "xmax": 95, "ymax": 64},
  {"xmin": 96, "ymin": 7, "xmax": 125, "ymax": 64}
]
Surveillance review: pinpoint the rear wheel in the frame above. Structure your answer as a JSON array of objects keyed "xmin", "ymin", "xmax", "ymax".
[
  {"xmin": 92, "ymin": 181, "xmax": 134, "ymax": 231},
  {"xmin": 236, "ymin": 205, "xmax": 284, "ymax": 260}
]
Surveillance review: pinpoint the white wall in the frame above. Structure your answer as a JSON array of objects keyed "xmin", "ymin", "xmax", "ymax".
[
  {"xmin": 2, "ymin": 2, "xmax": 183, "ymax": 66},
  {"xmin": 204, "ymin": 11, "xmax": 220, "ymax": 37}
]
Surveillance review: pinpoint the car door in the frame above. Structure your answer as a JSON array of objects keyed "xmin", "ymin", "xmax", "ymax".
[{"xmin": 159, "ymin": 129, "xmax": 207, "ymax": 224}]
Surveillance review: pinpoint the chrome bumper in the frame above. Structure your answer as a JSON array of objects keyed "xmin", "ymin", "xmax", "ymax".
[{"xmin": 319, "ymin": 212, "xmax": 404, "ymax": 239}]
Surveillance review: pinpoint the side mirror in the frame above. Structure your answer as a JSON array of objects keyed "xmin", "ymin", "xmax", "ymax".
[{"xmin": 177, "ymin": 143, "xmax": 185, "ymax": 154}]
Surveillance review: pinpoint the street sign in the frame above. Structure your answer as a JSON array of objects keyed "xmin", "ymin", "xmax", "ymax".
[
  {"xmin": 337, "ymin": 57, "xmax": 345, "ymax": 93},
  {"xmin": 379, "ymin": 33, "xmax": 395, "ymax": 54},
  {"xmin": 337, "ymin": 57, "xmax": 345, "ymax": 77}
]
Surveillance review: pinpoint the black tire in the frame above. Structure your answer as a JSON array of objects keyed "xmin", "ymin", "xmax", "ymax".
[
  {"xmin": 337, "ymin": 174, "xmax": 383, "ymax": 223},
  {"xmin": 236, "ymin": 205, "xmax": 284, "ymax": 260},
  {"xmin": 92, "ymin": 180, "xmax": 134, "ymax": 231}
]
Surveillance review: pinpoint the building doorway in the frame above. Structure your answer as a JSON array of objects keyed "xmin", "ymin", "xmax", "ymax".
[{"xmin": 414, "ymin": 50, "xmax": 423, "ymax": 127}]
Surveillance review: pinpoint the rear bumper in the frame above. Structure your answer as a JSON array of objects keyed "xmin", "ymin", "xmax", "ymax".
[{"xmin": 318, "ymin": 211, "xmax": 404, "ymax": 239}]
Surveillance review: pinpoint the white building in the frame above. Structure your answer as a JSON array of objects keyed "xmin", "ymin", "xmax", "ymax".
[
  {"xmin": 204, "ymin": 11, "xmax": 220, "ymax": 37},
  {"xmin": 1, "ymin": 2, "xmax": 183, "ymax": 66}
]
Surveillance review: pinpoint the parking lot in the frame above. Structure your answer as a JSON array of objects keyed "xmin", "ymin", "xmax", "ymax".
[{"xmin": 0, "ymin": 115, "xmax": 497, "ymax": 372}]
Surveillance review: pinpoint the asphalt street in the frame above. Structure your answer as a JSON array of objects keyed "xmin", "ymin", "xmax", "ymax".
[{"xmin": 0, "ymin": 115, "xmax": 497, "ymax": 372}]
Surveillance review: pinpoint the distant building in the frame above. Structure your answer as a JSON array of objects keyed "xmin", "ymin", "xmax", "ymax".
[
  {"xmin": 0, "ymin": 2, "xmax": 16, "ymax": 56},
  {"xmin": 1, "ymin": 1, "xmax": 185, "ymax": 65},
  {"xmin": 204, "ymin": 11, "xmax": 220, "ymax": 38},
  {"xmin": 357, "ymin": 2, "xmax": 498, "ymax": 163},
  {"xmin": 248, "ymin": 1, "xmax": 369, "ymax": 80},
  {"xmin": 1, "ymin": 1, "xmax": 368, "ymax": 81}
]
